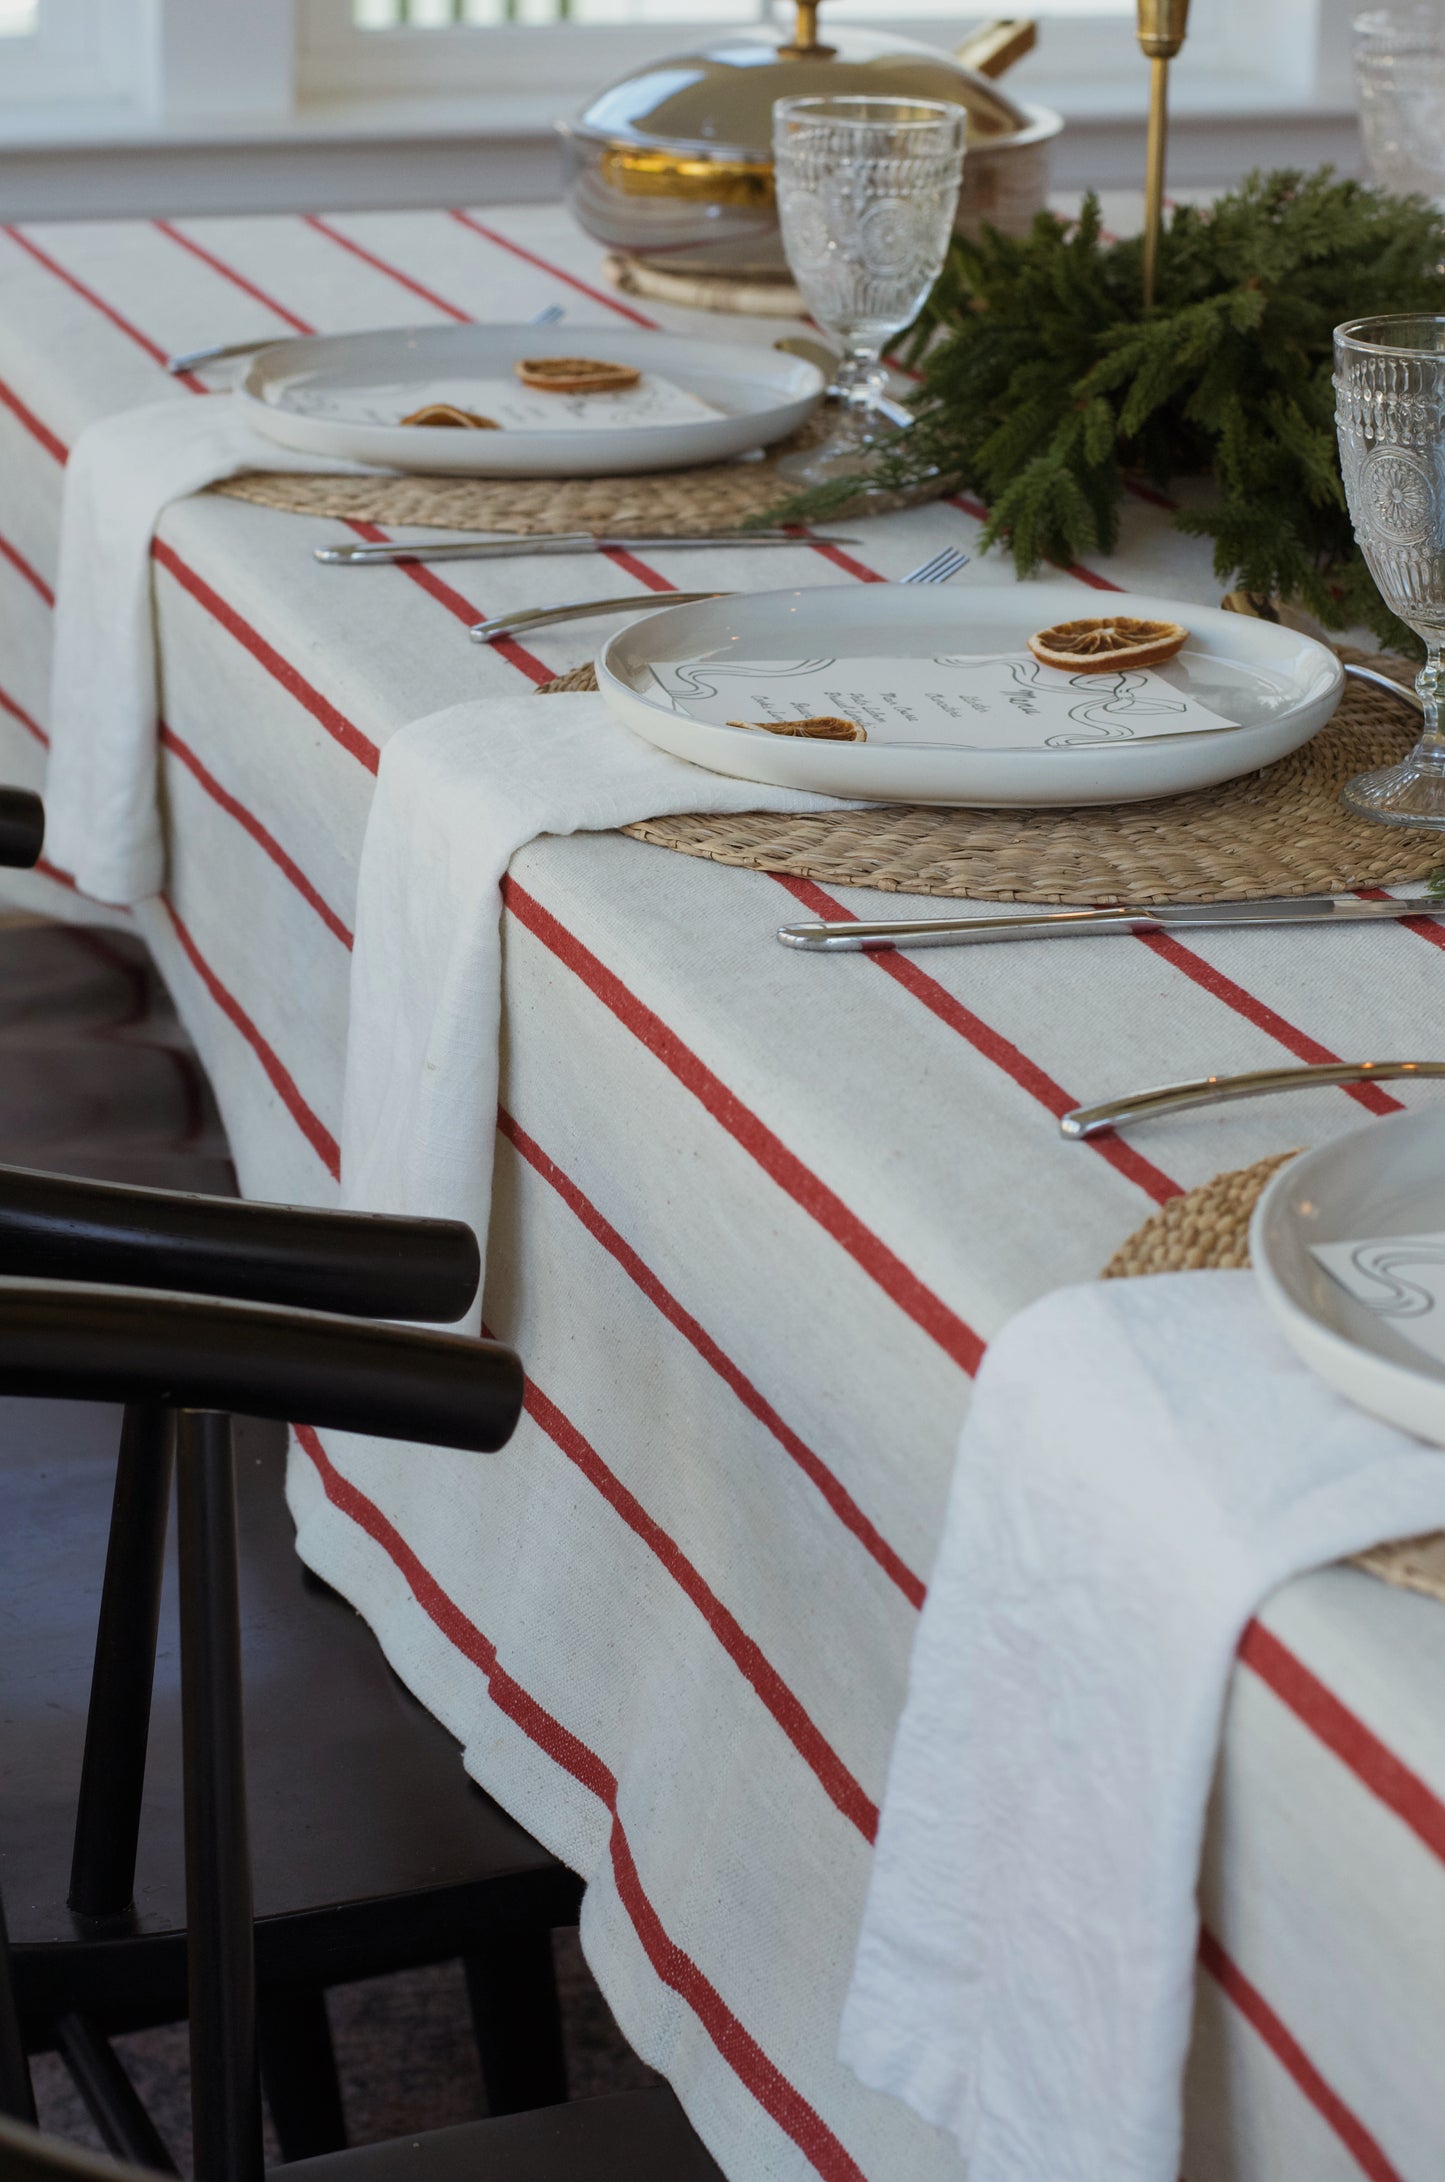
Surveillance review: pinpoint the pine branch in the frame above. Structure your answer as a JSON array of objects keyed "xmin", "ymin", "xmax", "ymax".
[{"xmin": 767, "ymin": 169, "xmax": 1445, "ymax": 651}]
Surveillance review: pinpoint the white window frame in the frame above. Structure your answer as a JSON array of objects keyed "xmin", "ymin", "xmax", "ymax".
[
  {"xmin": 295, "ymin": 0, "xmax": 1353, "ymax": 114},
  {"xmin": 0, "ymin": 0, "xmax": 146, "ymax": 104}
]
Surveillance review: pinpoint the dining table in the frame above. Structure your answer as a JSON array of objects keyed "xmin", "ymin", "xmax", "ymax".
[{"xmin": 1, "ymin": 195, "xmax": 1443, "ymax": 2182}]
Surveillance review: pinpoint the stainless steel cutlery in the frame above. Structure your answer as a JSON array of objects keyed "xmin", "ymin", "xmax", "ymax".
[
  {"xmin": 316, "ymin": 528, "xmax": 862, "ymax": 567},
  {"xmin": 777, "ymin": 893, "xmax": 1444, "ymax": 953},
  {"xmin": 1060, "ymin": 1060, "xmax": 1445, "ymax": 1138},
  {"xmin": 468, "ymin": 541, "xmax": 969, "ymax": 643}
]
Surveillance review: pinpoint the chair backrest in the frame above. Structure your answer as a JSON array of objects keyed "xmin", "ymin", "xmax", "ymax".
[
  {"xmin": 0, "ymin": 787, "xmax": 46, "ymax": 874},
  {"xmin": 0, "ymin": 1279, "xmax": 526, "ymax": 2182},
  {"xmin": 0, "ymin": 1163, "xmax": 481, "ymax": 1324}
]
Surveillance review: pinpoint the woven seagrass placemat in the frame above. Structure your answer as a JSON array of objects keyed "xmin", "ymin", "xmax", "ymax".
[
  {"xmin": 538, "ymin": 651, "xmax": 1442, "ymax": 905},
  {"xmin": 1103, "ymin": 1151, "xmax": 1445, "ymax": 1600},
  {"xmin": 209, "ymin": 413, "xmax": 935, "ymax": 532}
]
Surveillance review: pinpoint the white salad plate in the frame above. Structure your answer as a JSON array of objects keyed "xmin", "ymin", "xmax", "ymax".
[
  {"xmin": 1252, "ymin": 1108, "xmax": 1445, "ymax": 1448},
  {"xmin": 237, "ymin": 325, "xmax": 824, "ymax": 476},
  {"xmin": 596, "ymin": 584, "xmax": 1345, "ymax": 807}
]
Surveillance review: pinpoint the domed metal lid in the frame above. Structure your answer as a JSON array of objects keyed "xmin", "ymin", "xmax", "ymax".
[{"xmin": 571, "ymin": 6, "xmax": 1036, "ymax": 161}]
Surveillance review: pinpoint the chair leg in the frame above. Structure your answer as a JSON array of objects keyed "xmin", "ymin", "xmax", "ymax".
[
  {"xmin": 464, "ymin": 1926, "xmax": 568, "ymax": 2115},
  {"xmin": 68, "ymin": 1401, "xmax": 175, "ymax": 1921},
  {"xmin": 53, "ymin": 2013, "xmax": 178, "ymax": 2173},
  {"xmin": 177, "ymin": 1408, "xmax": 264, "ymax": 2182},
  {"xmin": 258, "ymin": 1985, "xmax": 347, "ymax": 2159},
  {"xmin": 0, "ymin": 1893, "xmax": 36, "ymax": 2125}
]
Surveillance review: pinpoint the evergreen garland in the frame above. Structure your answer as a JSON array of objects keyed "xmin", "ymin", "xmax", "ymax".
[{"xmin": 772, "ymin": 171, "xmax": 1445, "ymax": 651}]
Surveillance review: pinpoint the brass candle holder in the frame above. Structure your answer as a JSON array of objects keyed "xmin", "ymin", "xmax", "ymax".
[{"xmin": 1136, "ymin": 0, "xmax": 1191, "ymax": 307}]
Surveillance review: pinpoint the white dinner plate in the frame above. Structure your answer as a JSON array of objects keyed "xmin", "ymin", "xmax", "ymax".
[
  {"xmin": 1252, "ymin": 1109, "xmax": 1445, "ymax": 1447},
  {"xmin": 596, "ymin": 585, "xmax": 1345, "ymax": 807},
  {"xmin": 237, "ymin": 325, "xmax": 824, "ymax": 476}
]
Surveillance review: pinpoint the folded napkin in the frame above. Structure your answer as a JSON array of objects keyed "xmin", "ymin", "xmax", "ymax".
[
  {"xmin": 841, "ymin": 1269, "xmax": 1445, "ymax": 2182},
  {"xmin": 46, "ymin": 397, "xmax": 372, "ymax": 905},
  {"xmin": 340, "ymin": 691, "xmax": 839, "ymax": 1313}
]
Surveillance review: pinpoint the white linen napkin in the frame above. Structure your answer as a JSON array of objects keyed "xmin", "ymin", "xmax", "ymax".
[
  {"xmin": 340, "ymin": 691, "xmax": 840, "ymax": 1312},
  {"xmin": 45, "ymin": 397, "xmax": 373, "ymax": 906},
  {"xmin": 841, "ymin": 1268, "xmax": 1445, "ymax": 2182}
]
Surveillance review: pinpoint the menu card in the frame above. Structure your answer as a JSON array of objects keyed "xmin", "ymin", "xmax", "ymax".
[
  {"xmin": 1312, "ymin": 1230, "xmax": 1445, "ymax": 1369},
  {"xmin": 281, "ymin": 373, "xmax": 722, "ymax": 433},
  {"xmin": 647, "ymin": 652, "xmax": 1235, "ymax": 750}
]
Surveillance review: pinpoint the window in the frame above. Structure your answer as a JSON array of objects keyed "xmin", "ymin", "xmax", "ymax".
[{"xmin": 0, "ymin": 0, "xmax": 147, "ymax": 102}]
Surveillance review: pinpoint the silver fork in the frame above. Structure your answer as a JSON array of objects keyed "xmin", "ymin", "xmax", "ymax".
[
  {"xmin": 165, "ymin": 300, "xmax": 566, "ymax": 377},
  {"xmin": 468, "ymin": 539, "xmax": 970, "ymax": 644}
]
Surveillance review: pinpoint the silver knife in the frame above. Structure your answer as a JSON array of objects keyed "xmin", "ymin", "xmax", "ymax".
[
  {"xmin": 317, "ymin": 529, "xmax": 859, "ymax": 567},
  {"xmin": 777, "ymin": 895, "xmax": 1445, "ymax": 952}
]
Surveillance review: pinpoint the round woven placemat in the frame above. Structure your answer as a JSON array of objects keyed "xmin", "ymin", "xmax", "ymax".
[
  {"xmin": 539, "ymin": 651, "xmax": 1442, "ymax": 904},
  {"xmin": 210, "ymin": 412, "xmax": 935, "ymax": 533},
  {"xmin": 1104, "ymin": 1151, "xmax": 1445, "ymax": 1601}
]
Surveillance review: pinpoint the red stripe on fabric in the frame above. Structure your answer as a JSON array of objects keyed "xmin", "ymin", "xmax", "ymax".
[
  {"xmin": 340, "ymin": 519, "xmax": 554, "ymax": 683},
  {"xmin": 151, "ymin": 538, "xmax": 380, "ymax": 775},
  {"xmin": 0, "ymin": 368, "xmax": 68, "ymax": 465},
  {"xmin": 0, "ymin": 679, "xmax": 46, "ymax": 748},
  {"xmin": 2, "ymin": 224, "xmax": 205, "ymax": 392},
  {"xmin": 1198, "ymin": 1930, "xmax": 1404, "ymax": 2182},
  {"xmin": 1238, "ymin": 1619, "xmax": 1445, "ymax": 1864},
  {"xmin": 498, "ymin": 1108, "xmax": 926, "ymax": 1607},
  {"xmin": 35, "ymin": 856, "xmax": 78, "ymax": 893},
  {"xmin": 601, "ymin": 546, "xmax": 675, "ymax": 592},
  {"xmin": 160, "ymin": 897, "xmax": 340, "ymax": 1178},
  {"xmin": 302, "ymin": 215, "xmax": 471, "ymax": 322},
  {"xmin": 807, "ymin": 541, "xmax": 887, "ymax": 584},
  {"xmin": 522, "ymin": 1374, "xmax": 878, "ymax": 1839},
  {"xmin": 502, "ymin": 875, "xmax": 984, "ymax": 1375},
  {"xmin": 944, "ymin": 494, "xmax": 1113, "ymax": 589},
  {"xmin": 151, "ymin": 220, "xmax": 316, "ymax": 334},
  {"xmin": 0, "ymin": 526, "xmax": 53, "ymax": 608},
  {"xmin": 1135, "ymin": 929, "xmax": 1405, "ymax": 1115},
  {"xmin": 606, "ymin": 1827, "xmax": 868, "ymax": 2182},
  {"xmin": 1355, "ymin": 885, "xmax": 1445, "ymax": 953},
  {"xmin": 159, "ymin": 723, "xmax": 354, "ymax": 951},
  {"xmin": 447, "ymin": 209, "xmax": 661, "ymax": 328},
  {"xmin": 772, "ymin": 876, "xmax": 1182, "ymax": 1209},
  {"xmin": 292, "ymin": 1422, "xmax": 868, "ymax": 2182}
]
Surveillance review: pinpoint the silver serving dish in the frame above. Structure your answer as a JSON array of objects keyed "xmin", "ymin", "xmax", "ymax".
[{"xmin": 559, "ymin": 8, "xmax": 1062, "ymax": 285}]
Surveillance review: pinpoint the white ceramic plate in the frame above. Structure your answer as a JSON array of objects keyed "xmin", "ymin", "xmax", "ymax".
[
  {"xmin": 237, "ymin": 325, "xmax": 823, "ymax": 476},
  {"xmin": 596, "ymin": 585, "xmax": 1345, "ymax": 807},
  {"xmin": 1252, "ymin": 1109, "xmax": 1445, "ymax": 1447}
]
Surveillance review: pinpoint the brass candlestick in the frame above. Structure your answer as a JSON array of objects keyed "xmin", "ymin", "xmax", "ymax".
[{"xmin": 1136, "ymin": 0, "xmax": 1191, "ymax": 308}]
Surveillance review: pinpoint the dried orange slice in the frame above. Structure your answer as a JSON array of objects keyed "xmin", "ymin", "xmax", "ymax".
[
  {"xmin": 515, "ymin": 357, "xmax": 641, "ymax": 394},
  {"xmin": 399, "ymin": 403, "xmax": 500, "ymax": 429},
  {"xmin": 728, "ymin": 715, "xmax": 866, "ymax": 742},
  {"xmin": 1027, "ymin": 615, "xmax": 1189, "ymax": 674}
]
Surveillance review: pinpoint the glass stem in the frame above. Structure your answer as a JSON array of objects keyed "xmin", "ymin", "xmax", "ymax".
[
  {"xmin": 1418, "ymin": 643, "xmax": 1445, "ymax": 768},
  {"xmin": 832, "ymin": 345, "xmax": 888, "ymax": 413}
]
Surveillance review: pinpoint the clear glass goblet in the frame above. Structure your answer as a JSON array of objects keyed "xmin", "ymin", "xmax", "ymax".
[
  {"xmin": 772, "ymin": 95, "xmax": 966, "ymax": 491},
  {"xmin": 1336, "ymin": 315, "xmax": 1445, "ymax": 827},
  {"xmin": 1354, "ymin": 8, "xmax": 1445, "ymax": 207}
]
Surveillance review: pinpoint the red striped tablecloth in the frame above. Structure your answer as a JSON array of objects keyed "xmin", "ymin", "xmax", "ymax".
[{"xmin": 1, "ymin": 201, "xmax": 1442, "ymax": 2182}]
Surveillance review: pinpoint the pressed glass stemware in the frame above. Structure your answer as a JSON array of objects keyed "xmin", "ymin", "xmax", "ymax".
[
  {"xmin": 772, "ymin": 95, "xmax": 966, "ymax": 490},
  {"xmin": 1335, "ymin": 314, "xmax": 1445, "ymax": 827}
]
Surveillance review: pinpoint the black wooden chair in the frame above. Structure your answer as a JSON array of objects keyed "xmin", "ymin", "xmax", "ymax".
[
  {"xmin": 0, "ymin": 1282, "xmax": 722, "ymax": 2182},
  {"xmin": 0, "ymin": 791, "xmax": 580, "ymax": 2163}
]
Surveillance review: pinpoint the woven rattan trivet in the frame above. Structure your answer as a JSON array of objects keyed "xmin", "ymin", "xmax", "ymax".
[
  {"xmin": 537, "ymin": 651, "xmax": 1443, "ymax": 904},
  {"xmin": 210, "ymin": 412, "xmax": 934, "ymax": 533},
  {"xmin": 1103, "ymin": 1151, "xmax": 1445, "ymax": 1601},
  {"xmin": 604, "ymin": 250, "xmax": 805, "ymax": 318}
]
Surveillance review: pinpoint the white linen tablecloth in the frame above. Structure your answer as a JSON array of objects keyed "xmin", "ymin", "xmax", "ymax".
[{"xmin": 3, "ymin": 202, "xmax": 1445, "ymax": 2182}]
